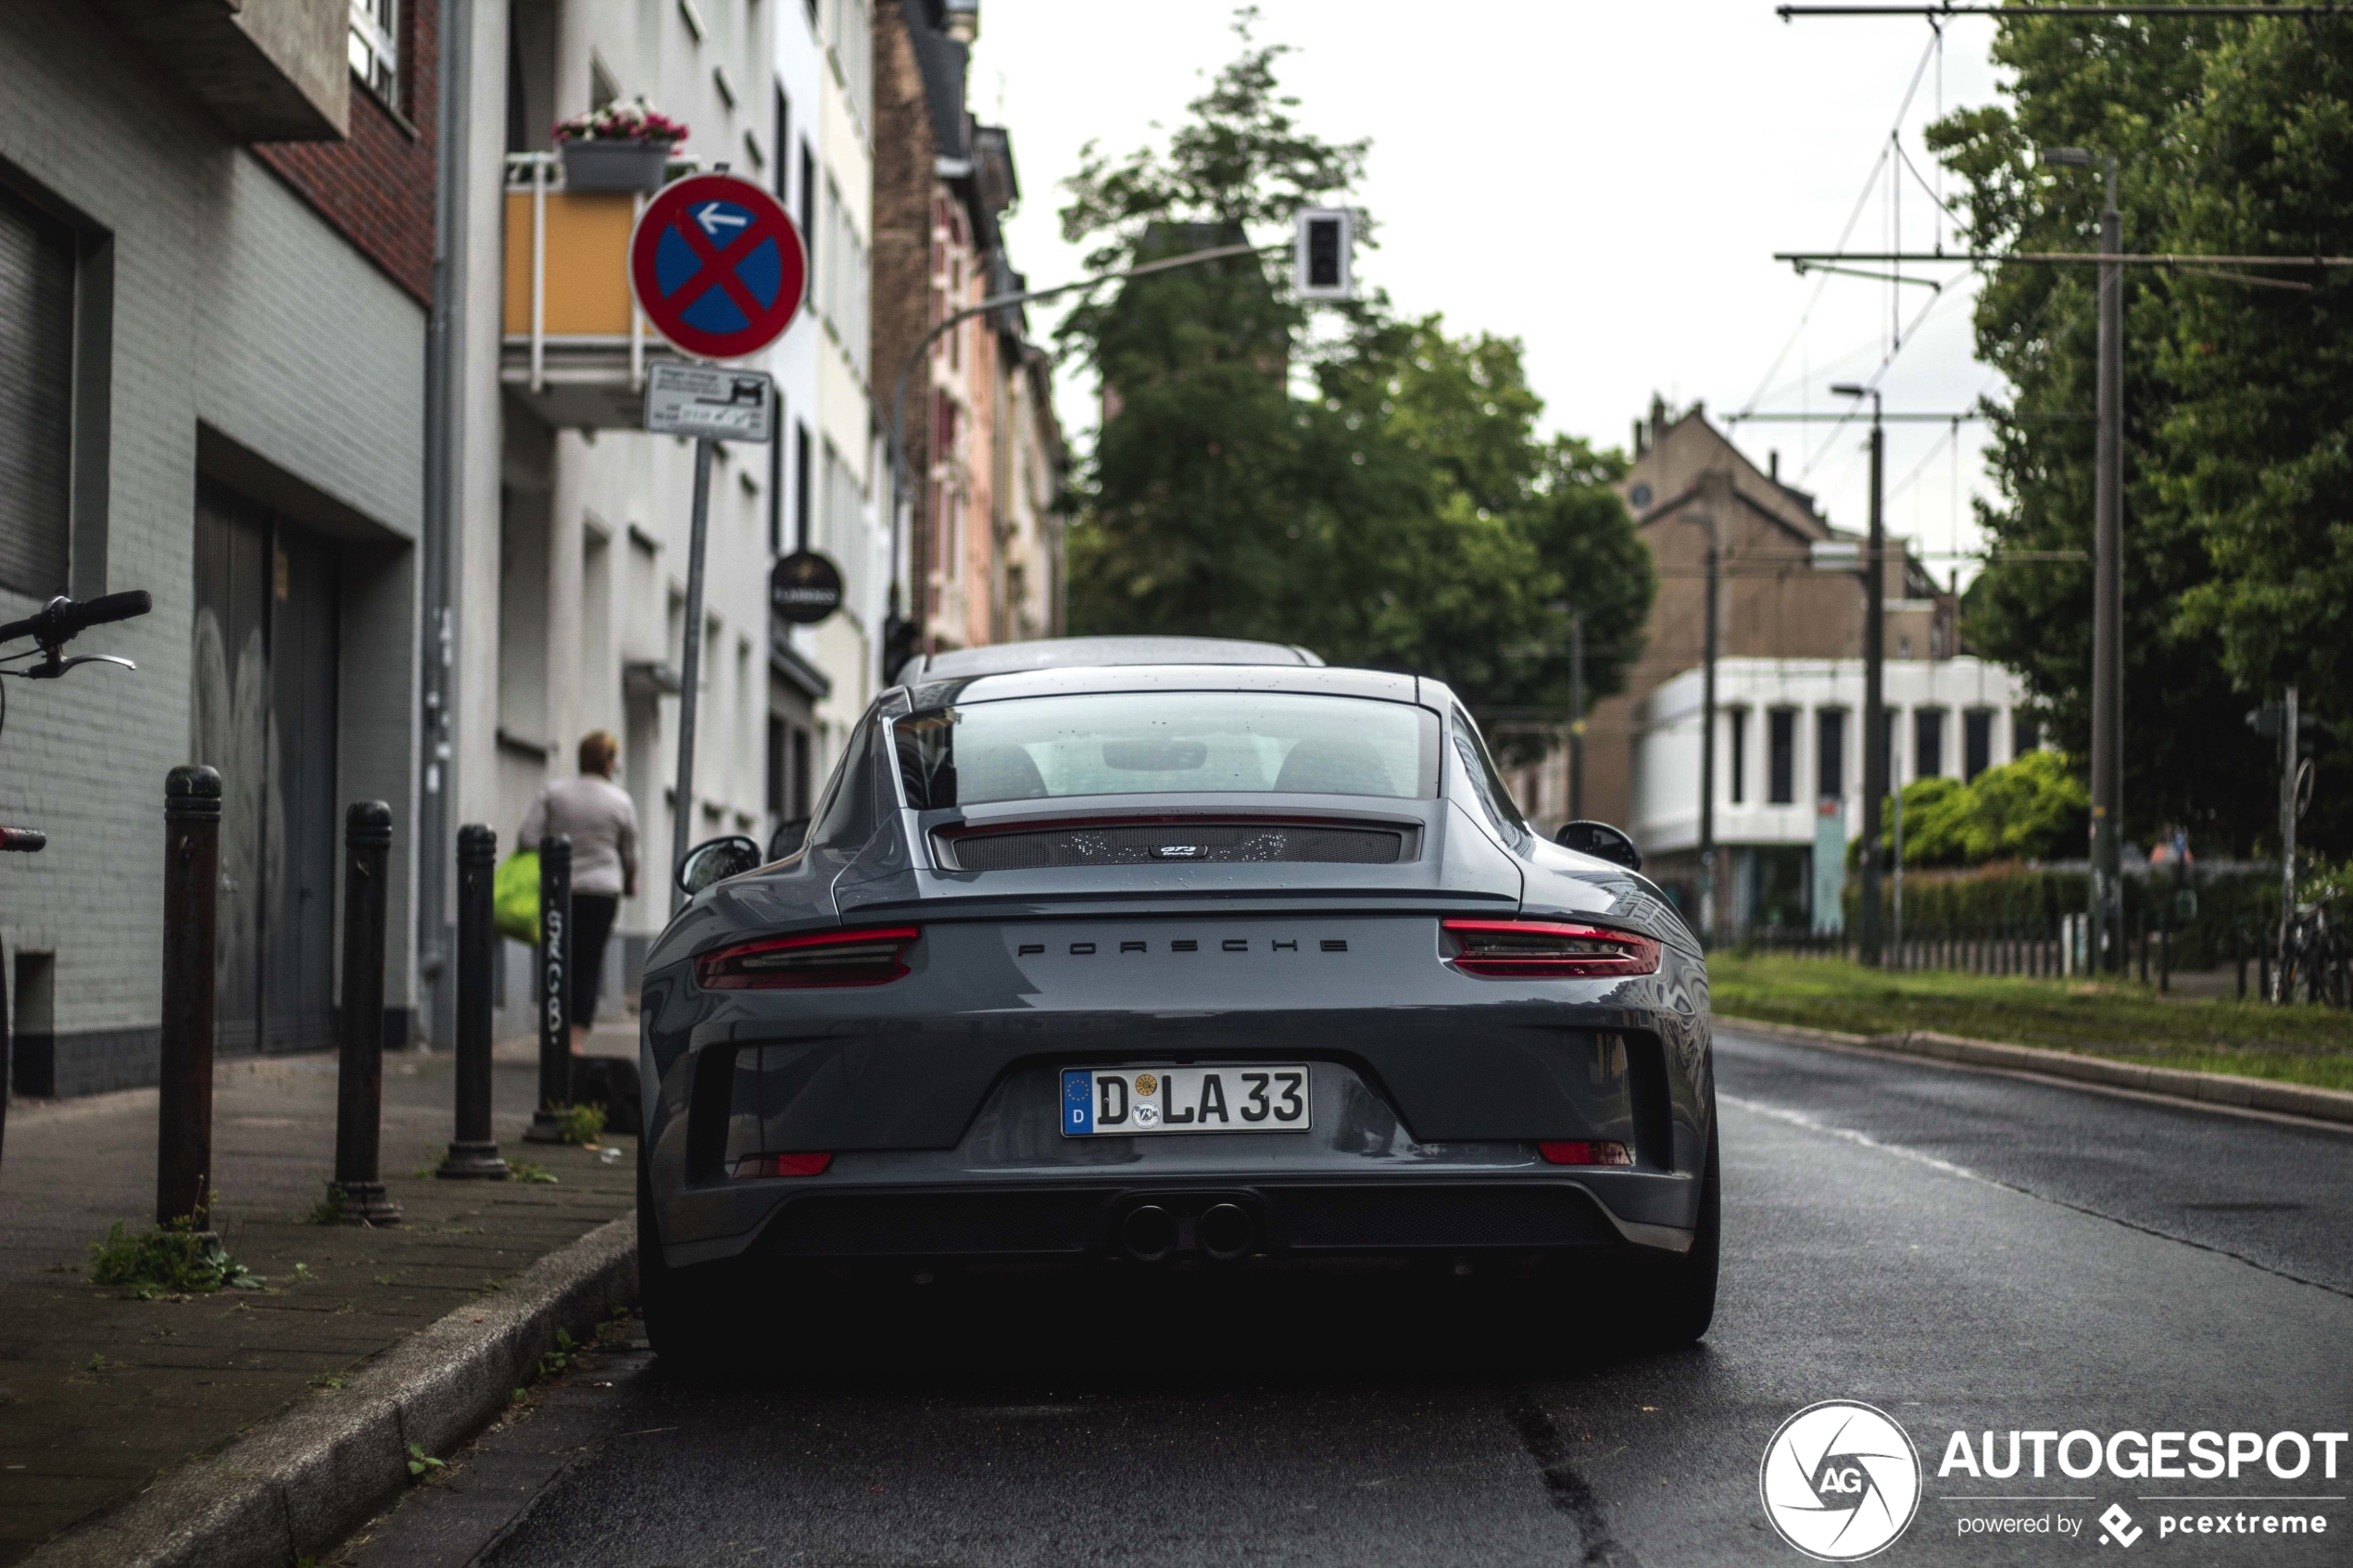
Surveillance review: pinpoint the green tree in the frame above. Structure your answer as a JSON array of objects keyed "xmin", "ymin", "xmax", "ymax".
[
  {"xmin": 1852, "ymin": 751, "xmax": 2091, "ymax": 870},
  {"xmin": 1929, "ymin": 12, "xmax": 2353, "ymax": 855},
  {"xmin": 1058, "ymin": 14, "xmax": 1652, "ymax": 729}
]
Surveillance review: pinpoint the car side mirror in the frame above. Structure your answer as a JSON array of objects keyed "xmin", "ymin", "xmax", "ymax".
[
  {"xmin": 767, "ymin": 816, "xmax": 811, "ymax": 861},
  {"xmin": 1554, "ymin": 820, "xmax": 1642, "ymax": 872},
  {"xmin": 677, "ymin": 834, "xmax": 762, "ymax": 897}
]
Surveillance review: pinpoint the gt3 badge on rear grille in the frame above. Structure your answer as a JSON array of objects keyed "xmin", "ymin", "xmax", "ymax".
[{"xmin": 1151, "ymin": 844, "xmax": 1204, "ymax": 859}]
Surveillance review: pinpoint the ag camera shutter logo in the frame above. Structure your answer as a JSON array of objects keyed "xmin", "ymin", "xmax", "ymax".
[{"xmin": 1760, "ymin": 1400, "xmax": 1923, "ymax": 1561}]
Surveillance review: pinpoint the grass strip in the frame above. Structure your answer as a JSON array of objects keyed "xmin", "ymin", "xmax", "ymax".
[{"xmin": 1709, "ymin": 952, "xmax": 2353, "ymax": 1094}]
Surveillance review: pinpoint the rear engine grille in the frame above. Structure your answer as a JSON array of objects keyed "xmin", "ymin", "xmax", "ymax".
[{"xmin": 939, "ymin": 821, "xmax": 1408, "ymax": 872}]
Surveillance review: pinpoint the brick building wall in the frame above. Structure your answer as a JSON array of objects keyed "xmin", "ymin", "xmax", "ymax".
[
  {"xmin": 257, "ymin": 0, "xmax": 438, "ymax": 301},
  {"xmin": 870, "ymin": 0, "xmax": 938, "ymax": 628}
]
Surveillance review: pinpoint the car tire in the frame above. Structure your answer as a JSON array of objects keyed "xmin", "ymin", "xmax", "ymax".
[
  {"xmin": 1636, "ymin": 1115, "xmax": 1720, "ymax": 1348},
  {"xmin": 638, "ymin": 1140, "xmax": 737, "ymax": 1374}
]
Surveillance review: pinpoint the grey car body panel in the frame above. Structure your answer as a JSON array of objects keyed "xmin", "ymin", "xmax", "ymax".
[{"xmin": 640, "ymin": 661, "xmax": 1715, "ymax": 1270}]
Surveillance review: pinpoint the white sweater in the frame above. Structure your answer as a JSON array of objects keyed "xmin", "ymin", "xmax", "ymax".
[{"xmin": 519, "ymin": 774, "xmax": 639, "ymax": 897}]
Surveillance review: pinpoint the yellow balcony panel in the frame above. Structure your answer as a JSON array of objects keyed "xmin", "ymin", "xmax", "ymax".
[{"xmin": 504, "ymin": 190, "xmax": 641, "ymax": 338}]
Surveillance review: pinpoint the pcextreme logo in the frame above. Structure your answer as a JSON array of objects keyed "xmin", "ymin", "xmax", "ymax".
[{"xmin": 1760, "ymin": 1401, "xmax": 1925, "ymax": 1562}]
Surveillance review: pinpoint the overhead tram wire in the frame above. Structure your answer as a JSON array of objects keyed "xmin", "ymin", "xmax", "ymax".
[
  {"xmin": 1781, "ymin": 5, "xmax": 2350, "ymax": 18},
  {"xmin": 1735, "ymin": 28, "xmax": 1946, "ymax": 419}
]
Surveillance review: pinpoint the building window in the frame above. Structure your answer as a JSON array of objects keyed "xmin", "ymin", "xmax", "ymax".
[
  {"xmin": 1768, "ymin": 709, "xmax": 1797, "ymax": 805},
  {"xmin": 774, "ymin": 89, "xmax": 790, "ymax": 200},
  {"xmin": 814, "ymin": 176, "xmax": 870, "ymax": 376},
  {"xmin": 824, "ymin": 0, "xmax": 872, "ymax": 130},
  {"xmin": 0, "ymin": 182, "xmax": 76, "ymax": 599},
  {"xmin": 767, "ymin": 399, "xmax": 786, "ymax": 556},
  {"xmin": 1816, "ymin": 709, "xmax": 1844, "ymax": 803},
  {"xmin": 798, "ymin": 143, "xmax": 815, "ymax": 294},
  {"xmin": 793, "ymin": 420, "xmax": 812, "ymax": 554},
  {"xmin": 349, "ymin": 0, "xmax": 399, "ymax": 103},
  {"xmin": 2015, "ymin": 710, "xmax": 2040, "ymax": 756},
  {"xmin": 1727, "ymin": 707, "xmax": 1746, "ymax": 806},
  {"xmin": 766, "ymin": 715, "xmax": 786, "ymax": 818},
  {"xmin": 1963, "ymin": 709, "xmax": 1994, "ymax": 781},
  {"xmin": 1914, "ymin": 708, "xmax": 1944, "ymax": 779}
]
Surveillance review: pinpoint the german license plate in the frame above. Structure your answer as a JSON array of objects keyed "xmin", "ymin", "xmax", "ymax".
[{"xmin": 1061, "ymin": 1066, "xmax": 1311, "ymax": 1136}]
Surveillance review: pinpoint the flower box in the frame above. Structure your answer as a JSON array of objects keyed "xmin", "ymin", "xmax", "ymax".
[{"xmin": 558, "ymin": 138, "xmax": 673, "ymax": 193}]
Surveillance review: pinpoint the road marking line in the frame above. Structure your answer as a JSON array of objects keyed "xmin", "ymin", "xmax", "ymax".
[{"xmin": 1718, "ymin": 1092, "xmax": 2351, "ymax": 1301}]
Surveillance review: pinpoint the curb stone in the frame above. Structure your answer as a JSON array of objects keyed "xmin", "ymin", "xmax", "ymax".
[
  {"xmin": 1718, "ymin": 1015, "xmax": 2353, "ymax": 1128},
  {"xmin": 22, "ymin": 1213, "xmax": 637, "ymax": 1568}
]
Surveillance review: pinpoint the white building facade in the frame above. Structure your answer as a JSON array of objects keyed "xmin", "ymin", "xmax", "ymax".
[
  {"xmin": 795, "ymin": 0, "xmax": 891, "ymax": 808},
  {"xmin": 459, "ymin": 0, "xmax": 812, "ymax": 1019},
  {"xmin": 1629, "ymin": 656, "xmax": 2033, "ymax": 935}
]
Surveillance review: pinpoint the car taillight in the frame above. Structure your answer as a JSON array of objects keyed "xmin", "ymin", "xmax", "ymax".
[
  {"xmin": 1539, "ymin": 1140, "xmax": 1634, "ymax": 1167},
  {"xmin": 733, "ymin": 1151, "xmax": 833, "ymax": 1178},
  {"xmin": 1440, "ymin": 919, "xmax": 1661, "ymax": 979},
  {"xmin": 694, "ymin": 925, "xmax": 919, "ymax": 990}
]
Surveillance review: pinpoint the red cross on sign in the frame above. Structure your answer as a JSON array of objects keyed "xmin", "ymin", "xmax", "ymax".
[{"xmin": 628, "ymin": 174, "xmax": 807, "ymax": 360}]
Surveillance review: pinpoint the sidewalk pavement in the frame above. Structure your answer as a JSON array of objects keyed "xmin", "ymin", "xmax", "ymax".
[{"xmin": 0, "ymin": 1024, "xmax": 641, "ymax": 1566}]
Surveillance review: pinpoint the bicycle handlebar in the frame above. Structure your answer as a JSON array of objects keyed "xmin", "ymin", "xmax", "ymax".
[{"xmin": 0, "ymin": 590, "xmax": 152, "ymax": 648}]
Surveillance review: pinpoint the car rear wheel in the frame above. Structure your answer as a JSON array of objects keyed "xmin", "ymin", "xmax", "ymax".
[
  {"xmin": 1636, "ymin": 1116, "xmax": 1719, "ymax": 1348},
  {"xmin": 638, "ymin": 1142, "xmax": 741, "ymax": 1374}
]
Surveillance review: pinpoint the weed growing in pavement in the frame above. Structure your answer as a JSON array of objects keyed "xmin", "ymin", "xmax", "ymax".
[
  {"xmin": 308, "ymin": 1374, "xmax": 346, "ymax": 1390},
  {"xmin": 405, "ymin": 1442, "xmax": 446, "ymax": 1479},
  {"xmin": 307, "ymin": 1183, "xmax": 355, "ymax": 1225},
  {"xmin": 537, "ymin": 1328, "xmax": 579, "ymax": 1380},
  {"xmin": 556, "ymin": 1103, "xmax": 607, "ymax": 1145},
  {"xmin": 88, "ymin": 1207, "xmax": 264, "ymax": 1297},
  {"xmin": 508, "ymin": 1160, "xmax": 559, "ymax": 1185}
]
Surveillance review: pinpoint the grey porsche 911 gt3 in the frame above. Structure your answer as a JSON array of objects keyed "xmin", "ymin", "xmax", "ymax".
[{"xmin": 636, "ymin": 635, "xmax": 1719, "ymax": 1356}]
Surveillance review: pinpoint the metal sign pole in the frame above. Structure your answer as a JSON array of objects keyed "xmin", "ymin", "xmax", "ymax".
[{"xmin": 671, "ymin": 436, "xmax": 716, "ymax": 914}]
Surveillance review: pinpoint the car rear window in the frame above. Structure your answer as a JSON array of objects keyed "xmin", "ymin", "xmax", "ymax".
[{"xmin": 893, "ymin": 692, "xmax": 1441, "ymax": 809}]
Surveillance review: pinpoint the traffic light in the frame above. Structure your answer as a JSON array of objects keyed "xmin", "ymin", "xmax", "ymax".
[
  {"xmin": 1294, "ymin": 207, "xmax": 1353, "ymax": 300},
  {"xmin": 2246, "ymin": 704, "xmax": 2322, "ymax": 756}
]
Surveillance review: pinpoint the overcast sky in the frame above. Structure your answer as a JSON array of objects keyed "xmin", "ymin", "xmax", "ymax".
[{"xmin": 969, "ymin": 1, "xmax": 2020, "ymax": 585}]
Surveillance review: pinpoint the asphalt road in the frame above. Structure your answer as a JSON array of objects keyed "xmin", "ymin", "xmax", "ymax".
[{"xmin": 342, "ymin": 1031, "xmax": 2353, "ymax": 1567}]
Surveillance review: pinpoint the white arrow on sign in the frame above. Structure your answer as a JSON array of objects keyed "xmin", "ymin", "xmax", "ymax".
[{"xmin": 694, "ymin": 203, "xmax": 749, "ymax": 238}]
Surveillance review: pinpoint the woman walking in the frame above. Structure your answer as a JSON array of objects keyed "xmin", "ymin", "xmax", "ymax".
[{"xmin": 519, "ymin": 731, "xmax": 639, "ymax": 1053}]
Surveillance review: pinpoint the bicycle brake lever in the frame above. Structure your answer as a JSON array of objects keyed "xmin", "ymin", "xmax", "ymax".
[{"xmin": 40, "ymin": 654, "xmax": 137, "ymax": 678}]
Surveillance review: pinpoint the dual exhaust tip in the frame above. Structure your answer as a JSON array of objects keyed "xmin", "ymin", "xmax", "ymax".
[{"xmin": 1118, "ymin": 1201, "xmax": 1255, "ymax": 1263}]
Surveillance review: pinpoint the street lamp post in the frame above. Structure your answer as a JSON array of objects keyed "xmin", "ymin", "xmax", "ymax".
[
  {"xmin": 2046, "ymin": 145, "xmax": 2124, "ymax": 972},
  {"xmin": 1693, "ymin": 538, "xmax": 1720, "ymax": 947},
  {"xmin": 1833, "ymin": 383, "xmax": 1886, "ymax": 966}
]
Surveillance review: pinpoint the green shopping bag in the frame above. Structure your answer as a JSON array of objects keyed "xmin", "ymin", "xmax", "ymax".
[{"xmin": 494, "ymin": 849, "xmax": 541, "ymax": 945}]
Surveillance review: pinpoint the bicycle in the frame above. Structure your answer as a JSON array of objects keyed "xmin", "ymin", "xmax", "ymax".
[
  {"xmin": 0, "ymin": 589, "xmax": 152, "ymax": 1166},
  {"xmin": 2274, "ymin": 893, "xmax": 2348, "ymax": 1009}
]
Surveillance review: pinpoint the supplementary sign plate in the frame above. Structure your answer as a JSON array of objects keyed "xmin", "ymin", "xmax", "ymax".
[{"xmin": 646, "ymin": 362, "xmax": 774, "ymax": 441}]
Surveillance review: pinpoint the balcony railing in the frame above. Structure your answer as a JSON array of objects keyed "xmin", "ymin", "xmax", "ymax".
[{"xmin": 501, "ymin": 151, "xmax": 701, "ymax": 428}]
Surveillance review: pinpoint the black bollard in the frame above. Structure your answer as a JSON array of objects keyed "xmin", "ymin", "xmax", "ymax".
[
  {"xmin": 333, "ymin": 802, "xmax": 400, "ymax": 1223},
  {"xmin": 438, "ymin": 824, "xmax": 509, "ymax": 1178},
  {"xmin": 523, "ymin": 834, "xmax": 572, "ymax": 1143},
  {"xmin": 157, "ymin": 766, "xmax": 220, "ymax": 1228}
]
